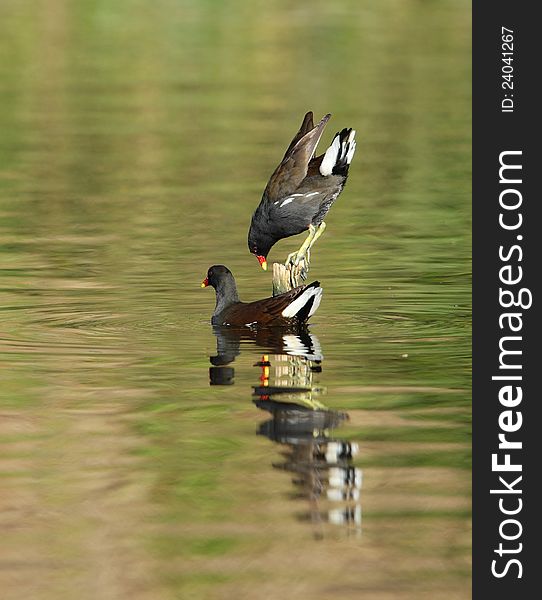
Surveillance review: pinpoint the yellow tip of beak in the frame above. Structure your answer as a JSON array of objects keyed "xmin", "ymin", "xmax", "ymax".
[
  {"xmin": 200, "ymin": 282, "xmax": 207, "ymax": 287},
  {"xmin": 261, "ymin": 261, "xmax": 267, "ymax": 271}
]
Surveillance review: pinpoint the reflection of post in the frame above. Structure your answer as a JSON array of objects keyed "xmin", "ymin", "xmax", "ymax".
[
  {"xmin": 207, "ymin": 325, "xmax": 363, "ymax": 537},
  {"xmin": 253, "ymin": 334, "xmax": 362, "ymax": 539}
]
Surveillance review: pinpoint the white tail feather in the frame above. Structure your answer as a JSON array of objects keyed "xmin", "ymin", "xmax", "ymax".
[
  {"xmin": 319, "ymin": 129, "xmax": 357, "ymax": 176},
  {"xmin": 281, "ymin": 286, "xmax": 323, "ymax": 318},
  {"xmin": 346, "ymin": 140, "xmax": 356, "ymax": 164},
  {"xmin": 319, "ymin": 134, "xmax": 341, "ymax": 176}
]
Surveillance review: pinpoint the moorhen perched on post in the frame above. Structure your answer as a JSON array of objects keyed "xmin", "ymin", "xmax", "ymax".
[
  {"xmin": 201, "ymin": 265, "xmax": 322, "ymax": 326},
  {"xmin": 248, "ymin": 111, "xmax": 356, "ymax": 271}
]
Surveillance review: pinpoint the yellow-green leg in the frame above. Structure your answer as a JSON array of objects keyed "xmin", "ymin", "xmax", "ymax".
[
  {"xmin": 286, "ymin": 224, "xmax": 316, "ymax": 267},
  {"xmin": 307, "ymin": 221, "xmax": 326, "ymax": 255},
  {"xmin": 286, "ymin": 222, "xmax": 327, "ymax": 267}
]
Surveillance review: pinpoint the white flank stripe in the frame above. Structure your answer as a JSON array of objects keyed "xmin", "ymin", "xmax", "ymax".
[
  {"xmin": 281, "ymin": 286, "xmax": 322, "ymax": 318},
  {"xmin": 280, "ymin": 197, "xmax": 294, "ymax": 207},
  {"xmin": 305, "ymin": 191, "xmax": 319, "ymax": 197},
  {"xmin": 319, "ymin": 134, "xmax": 341, "ymax": 176}
]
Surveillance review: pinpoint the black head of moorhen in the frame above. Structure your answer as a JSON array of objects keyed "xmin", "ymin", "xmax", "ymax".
[
  {"xmin": 248, "ymin": 111, "xmax": 356, "ymax": 270},
  {"xmin": 201, "ymin": 265, "xmax": 322, "ymax": 326}
]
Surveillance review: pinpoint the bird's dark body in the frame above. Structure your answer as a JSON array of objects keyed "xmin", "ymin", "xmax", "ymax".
[
  {"xmin": 248, "ymin": 111, "xmax": 355, "ymax": 260},
  {"xmin": 211, "ymin": 290, "xmax": 313, "ymax": 327},
  {"xmin": 202, "ymin": 265, "xmax": 322, "ymax": 327}
]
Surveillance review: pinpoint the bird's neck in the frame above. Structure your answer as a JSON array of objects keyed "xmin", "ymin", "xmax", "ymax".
[
  {"xmin": 250, "ymin": 213, "xmax": 277, "ymax": 256},
  {"xmin": 213, "ymin": 278, "xmax": 240, "ymax": 316}
]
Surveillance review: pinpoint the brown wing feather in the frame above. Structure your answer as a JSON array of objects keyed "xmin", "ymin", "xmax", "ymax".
[
  {"xmin": 281, "ymin": 111, "xmax": 315, "ymax": 160},
  {"xmin": 264, "ymin": 113, "xmax": 331, "ymax": 202},
  {"xmin": 220, "ymin": 285, "xmax": 308, "ymax": 326}
]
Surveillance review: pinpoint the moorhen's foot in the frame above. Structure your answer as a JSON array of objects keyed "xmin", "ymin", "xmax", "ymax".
[
  {"xmin": 287, "ymin": 264, "xmax": 297, "ymax": 288},
  {"xmin": 289, "ymin": 272, "xmax": 296, "ymax": 289},
  {"xmin": 287, "ymin": 258, "xmax": 309, "ymax": 288},
  {"xmin": 286, "ymin": 251, "xmax": 299, "ymax": 268},
  {"xmin": 299, "ymin": 253, "xmax": 310, "ymax": 281},
  {"xmin": 284, "ymin": 254, "xmax": 309, "ymax": 288},
  {"xmin": 286, "ymin": 251, "xmax": 311, "ymax": 272},
  {"xmin": 285, "ymin": 224, "xmax": 317, "ymax": 268}
]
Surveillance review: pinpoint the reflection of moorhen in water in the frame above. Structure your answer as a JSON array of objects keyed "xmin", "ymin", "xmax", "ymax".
[
  {"xmin": 207, "ymin": 324, "xmax": 362, "ymax": 537},
  {"xmin": 209, "ymin": 323, "xmax": 322, "ymax": 385}
]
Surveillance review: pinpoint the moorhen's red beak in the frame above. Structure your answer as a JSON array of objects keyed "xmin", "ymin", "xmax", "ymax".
[
  {"xmin": 256, "ymin": 255, "xmax": 267, "ymax": 271},
  {"xmin": 201, "ymin": 277, "xmax": 209, "ymax": 288}
]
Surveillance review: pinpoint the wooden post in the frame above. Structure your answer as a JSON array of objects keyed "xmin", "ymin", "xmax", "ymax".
[{"xmin": 272, "ymin": 259, "xmax": 309, "ymax": 296}]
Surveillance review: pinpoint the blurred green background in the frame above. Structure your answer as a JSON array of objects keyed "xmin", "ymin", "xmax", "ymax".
[{"xmin": 0, "ymin": 1, "xmax": 471, "ymax": 599}]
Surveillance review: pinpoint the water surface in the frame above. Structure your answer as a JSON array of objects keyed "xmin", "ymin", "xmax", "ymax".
[{"xmin": 1, "ymin": 1, "xmax": 471, "ymax": 598}]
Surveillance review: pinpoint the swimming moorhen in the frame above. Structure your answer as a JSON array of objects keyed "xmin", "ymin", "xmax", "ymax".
[
  {"xmin": 201, "ymin": 265, "xmax": 322, "ymax": 326},
  {"xmin": 248, "ymin": 111, "xmax": 356, "ymax": 270}
]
